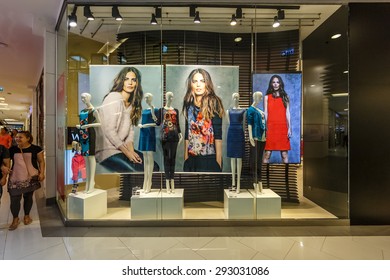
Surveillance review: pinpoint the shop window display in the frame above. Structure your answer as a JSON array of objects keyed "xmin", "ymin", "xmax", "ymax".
[{"xmin": 59, "ymin": 3, "xmax": 348, "ymax": 223}]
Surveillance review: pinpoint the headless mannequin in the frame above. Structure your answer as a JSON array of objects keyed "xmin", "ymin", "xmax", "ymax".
[
  {"xmin": 248, "ymin": 91, "xmax": 265, "ymax": 194},
  {"xmin": 226, "ymin": 93, "xmax": 245, "ymax": 194},
  {"xmin": 76, "ymin": 92, "xmax": 101, "ymax": 194},
  {"xmin": 138, "ymin": 93, "xmax": 157, "ymax": 193},
  {"xmin": 163, "ymin": 92, "xmax": 183, "ymax": 194}
]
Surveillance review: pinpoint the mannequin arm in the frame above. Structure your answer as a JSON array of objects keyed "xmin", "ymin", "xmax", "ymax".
[
  {"xmin": 138, "ymin": 123, "xmax": 157, "ymax": 128},
  {"xmin": 80, "ymin": 123, "xmax": 101, "ymax": 129},
  {"xmin": 248, "ymin": 125, "xmax": 255, "ymax": 147},
  {"xmin": 150, "ymin": 106, "xmax": 158, "ymax": 122},
  {"xmin": 226, "ymin": 110, "xmax": 230, "ymax": 124}
]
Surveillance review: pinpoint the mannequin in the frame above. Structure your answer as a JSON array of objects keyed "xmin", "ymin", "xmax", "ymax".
[
  {"xmin": 157, "ymin": 92, "xmax": 182, "ymax": 193},
  {"xmin": 138, "ymin": 93, "xmax": 158, "ymax": 193},
  {"xmin": 247, "ymin": 91, "xmax": 266, "ymax": 194},
  {"xmin": 76, "ymin": 92, "xmax": 101, "ymax": 194},
  {"xmin": 226, "ymin": 93, "xmax": 246, "ymax": 194}
]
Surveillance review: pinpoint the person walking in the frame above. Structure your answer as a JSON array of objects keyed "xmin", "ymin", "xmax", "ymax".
[{"xmin": 7, "ymin": 131, "xmax": 45, "ymax": 230}]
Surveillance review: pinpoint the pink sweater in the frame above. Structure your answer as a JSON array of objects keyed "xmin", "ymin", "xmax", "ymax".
[{"xmin": 95, "ymin": 92, "xmax": 135, "ymax": 162}]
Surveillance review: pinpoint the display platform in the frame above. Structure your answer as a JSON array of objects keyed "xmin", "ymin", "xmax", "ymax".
[
  {"xmin": 160, "ymin": 188, "xmax": 184, "ymax": 219},
  {"xmin": 223, "ymin": 189, "xmax": 255, "ymax": 219},
  {"xmin": 249, "ymin": 188, "xmax": 281, "ymax": 219},
  {"xmin": 131, "ymin": 189, "xmax": 161, "ymax": 220},
  {"xmin": 67, "ymin": 189, "xmax": 107, "ymax": 219}
]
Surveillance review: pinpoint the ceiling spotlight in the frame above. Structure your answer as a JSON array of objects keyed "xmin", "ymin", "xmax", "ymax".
[
  {"xmin": 84, "ymin": 6, "xmax": 94, "ymax": 21},
  {"xmin": 331, "ymin": 33, "xmax": 342, "ymax": 39},
  {"xmin": 150, "ymin": 13, "xmax": 158, "ymax": 25},
  {"xmin": 194, "ymin": 11, "xmax": 201, "ymax": 24},
  {"xmin": 234, "ymin": 37, "xmax": 242, "ymax": 43},
  {"xmin": 277, "ymin": 9, "xmax": 285, "ymax": 20},
  {"xmin": 112, "ymin": 6, "xmax": 123, "ymax": 21},
  {"xmin": 68, "ymin": 13, "xmax": 77, "ymax": 27},
  {"xmin": 230, "ymin": 14, "xmax": 237, "ymax": 26},
  {"xmin": 272, "ymin": 16, "xmax": 280, "ymax": 28}
]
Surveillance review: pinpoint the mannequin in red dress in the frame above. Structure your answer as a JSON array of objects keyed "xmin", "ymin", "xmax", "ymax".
[{"xmin": 263, "ymin": 75, "xmax": 291, "ymax": 163}]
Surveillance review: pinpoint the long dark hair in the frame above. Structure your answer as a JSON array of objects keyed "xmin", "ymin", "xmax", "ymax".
[
  {"xmin": 266, "ymin": 75, "xmax": 289, "ymax": 108},
  {"xmin": 104, "ymin": 67, "xmax": 143, "ymax": 125},
  {"xmin": 182, "ymin": 68, "xmax": 224, "ymax": 120}
]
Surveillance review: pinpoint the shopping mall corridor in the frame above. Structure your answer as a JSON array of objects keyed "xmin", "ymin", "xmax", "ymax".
[{"xmin": 1, "ymin": 186, "xmax": 390, "ymax": 260}]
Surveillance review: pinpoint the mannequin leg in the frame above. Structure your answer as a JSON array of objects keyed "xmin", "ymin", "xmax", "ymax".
[
  {"xmin": 236, "ymin": 158, "xmax": 242, "ymax": 194},
  {"xmin": 253, "ymin": 182, "xmax": 259, "ymax": 194},
  {"xmin": 230, "ymin": 158, "xmax": 236, "ymax": 188},
  {"xmin": 85, "ymin": 156, "xmax": 96, "ymax": 194},
  {"xmin": 170, "ymin": 179, "xmax": 175, "ymax": 193},
  {"xmin": 257, "ymin": 181, "xmax": 263, "ymax": 194},
  {"xmin": 165, "ymin": 179, "xmax": 171, "ymax": 193},
  {"xmin": 143, "ymin": 152, "xmax": 154, "ymax": 193}
]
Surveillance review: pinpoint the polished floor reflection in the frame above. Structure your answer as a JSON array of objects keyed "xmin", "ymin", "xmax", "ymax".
[{"xmin": 1, "ymin": 184, "xmax": 390, "ymax": 260}]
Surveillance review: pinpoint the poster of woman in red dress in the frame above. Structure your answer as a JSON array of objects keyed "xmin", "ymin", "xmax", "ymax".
[{"xmin": 253, "ymin": 73, "xmax": 301, "ymax": 164}]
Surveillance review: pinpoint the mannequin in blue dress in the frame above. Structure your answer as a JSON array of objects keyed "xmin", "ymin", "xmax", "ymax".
[
  {"xmin": 247, "ymin": 91, "xmax": 266, "ymax": 194},
  {"xmin": 138, "ymin": 93, "xmax": 158, "ymax": 193},
  {"xmin": 76, "ymin": 92, "xmax": 101, "ymax": 194},
  {"xmin": 226, "ymin": 93, "xmax": 246, "ymax": 194}
]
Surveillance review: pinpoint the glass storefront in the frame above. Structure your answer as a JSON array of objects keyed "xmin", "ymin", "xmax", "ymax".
[{"xmin": 56, "ymin": 2, "xmax": 349, "ymax": 223}]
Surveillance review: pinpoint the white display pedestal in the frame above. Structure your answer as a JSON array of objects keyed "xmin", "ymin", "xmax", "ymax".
[
  {"xmin": 67, "ymin": 189, "xmax": 107, "ymax": 219},
  {"xmin": 131, "ymin": 189, "xmax": 161, "ymax": 220},
  {"xmin": 224, "ymin": 189, "xmax": 255, "ymax": 219},
  {"xmin": 249, "ymin": 188, "xmax": 281, "ymax": 219},
  {"xmin": 160, "ymin": 189, "xmax": 184, "ymax": 219}
]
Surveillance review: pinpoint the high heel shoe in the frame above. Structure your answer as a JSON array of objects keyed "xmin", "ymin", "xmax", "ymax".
[
  {"xmin": 24, "ymin": 215, "xmax": 33, "ymax": 225},
  {"xmin": 9, "ymin": 217, "xmax": 20, "ymax": 231}
]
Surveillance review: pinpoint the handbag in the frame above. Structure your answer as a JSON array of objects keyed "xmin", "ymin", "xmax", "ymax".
[{"xmin": 7, "ymin": 148, "xmax": 41, "ymax": 195}]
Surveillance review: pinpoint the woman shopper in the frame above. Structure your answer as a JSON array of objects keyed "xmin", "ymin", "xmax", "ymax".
[{"xmin": 7, "ymin": 131, "xmax": 45, "ymax": 231}]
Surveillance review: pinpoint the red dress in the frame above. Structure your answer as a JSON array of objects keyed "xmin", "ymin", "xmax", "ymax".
[{"xmin": 265, "ymin": 95, "xmax": 290, "ymax": 151}]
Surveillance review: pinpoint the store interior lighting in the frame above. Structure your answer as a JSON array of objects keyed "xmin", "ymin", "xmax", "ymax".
[
  {"xmin": 112, "ymin": 6, "xmax": 123, "ymax": 21},
  {"xmin": 230, "ymin": 14, "xmax": 237, "ymax": 26},
  {"xmin": 272, "ymin": 16, "xmax": 280, "ymax": 28},
  {"xmin": 84, "ymin": 6, "xmax": 95, "ymax": 21},
  {"xmin": 150, "ymin": 13, "xmax": 158, "ymax": 25},
  {"xmin": 194, "ymin": 11, "xmax": 201, "ymax": 24},
  {"xmin": 68, "ymin": 13, "xmax": 77, "ymax": 27}
]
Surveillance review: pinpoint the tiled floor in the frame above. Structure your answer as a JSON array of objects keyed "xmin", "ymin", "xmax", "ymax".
[{"xmin": 1, "ymin": 186, "xmax": 390, "ymax": 260}]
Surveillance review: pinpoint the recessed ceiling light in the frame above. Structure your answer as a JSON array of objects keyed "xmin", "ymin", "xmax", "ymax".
[
  {"xmin": 310, "ymin": 84, "xmax": 315, "ymax": 87},
  {"xmin": 234, "ymin": 37, "xmax": 242, "ymax": 42},
  {"xmin": 332, "ymin": 93, "xmax": 349, "ymax": 97},
  {"xmin": 331, "ymin": 33, "xmax": 341, "ymax": 39},
  {"xmin": 343, "ymin": 70, "xmax": 348, "ymax": 74}
]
